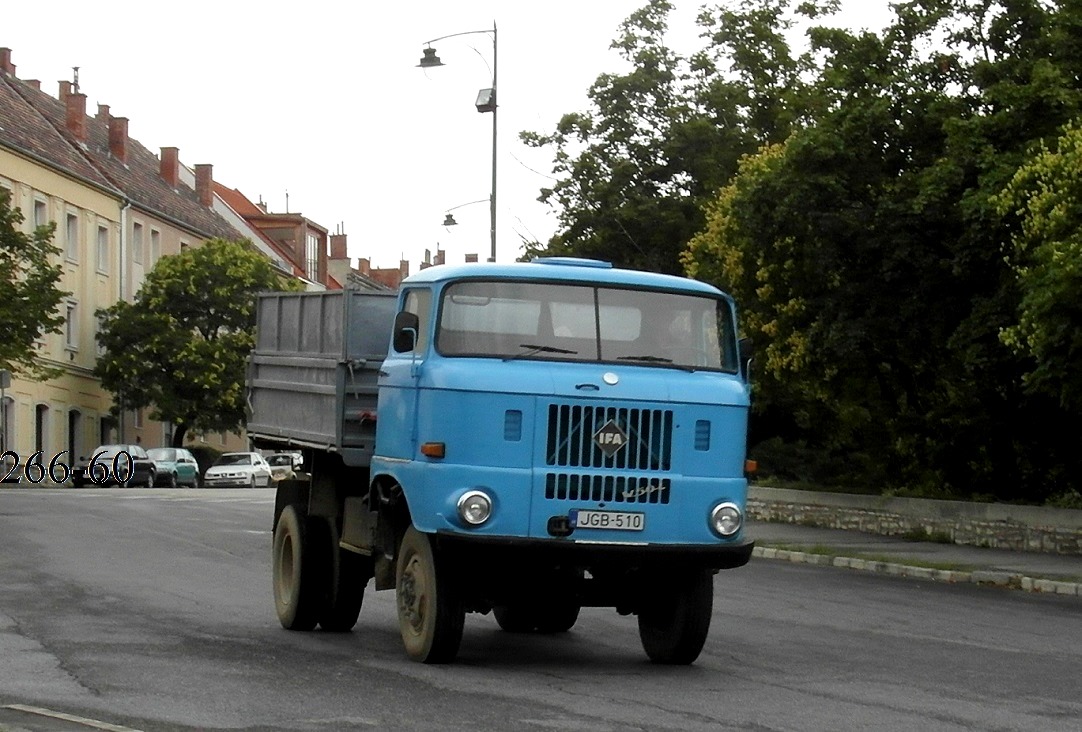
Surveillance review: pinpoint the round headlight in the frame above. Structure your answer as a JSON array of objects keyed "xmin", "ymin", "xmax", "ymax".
[
  {"xmin": 457, "ymin": 490, "xmax": 492, "ymax": 526},
  {"xmin": 710, "ymin": 502, "xmax": 743, "ymax": 538}
]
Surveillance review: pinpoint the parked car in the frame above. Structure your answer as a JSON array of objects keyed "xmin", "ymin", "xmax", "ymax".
[
  {"xmin": 71, "ymin": 444, "xmax": 156, "ymax": 487},
  {"xmin": 203, "ymin": 452, "xmax": 272, "ymax": 488},
  {"xmin": 265, "ymin": 453, "xmax": 297, "ymax": 483},
  {"xmin": 146, "ymin": 447, "xmax": 201, "ymax": 488}
]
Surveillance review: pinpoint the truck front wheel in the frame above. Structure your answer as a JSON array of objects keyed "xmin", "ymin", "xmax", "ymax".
[
  {"xmin": 272, "ymin": 505, "xmax": 329, "ymax": 631},
  {"xmin": 395, "ymin": 526, "xmax": 464, "ymax": 663},
  {"xmin": 637, "ymin": 570, "xmax": 713, "ymax": 665}
]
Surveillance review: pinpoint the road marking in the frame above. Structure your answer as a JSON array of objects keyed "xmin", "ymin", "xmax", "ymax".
[{"xmin": 2, "ymin": 704, "xmax": 143, "ymax": 731}]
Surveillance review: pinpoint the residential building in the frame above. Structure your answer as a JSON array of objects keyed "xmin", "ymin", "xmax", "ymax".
[{"xmin": 0, "ymin": 49, "xmax": 249, "ymax": 458}]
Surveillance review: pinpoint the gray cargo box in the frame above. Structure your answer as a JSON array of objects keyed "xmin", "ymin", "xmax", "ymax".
[{"xmin": 246, "ymin": 290, "xmax": 397, "ymax": 465}]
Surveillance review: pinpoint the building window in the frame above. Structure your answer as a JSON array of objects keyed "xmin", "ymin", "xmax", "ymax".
[
  {"xmin": 66, "ymin": 213, "xmax": 79, "ymax": 261},
  {"xmin": 65, "ymin": 300, "xmax": 78, "ymax": 350},
  {"xmin": 305, "ymin": 232, "xmax": 319, "ymax": 282},
  {"xmin": 133, "ymin": 408, "xmax": 143, "ymax": 429},
  {"xmin": 33, "ymin": 198, "xmax": 48, "ymax": 230},
  {"xmin": 35, "ymin": 404, "xmax": 49, "ymax": 453},
  {"xmin": 150, "ymin": 229, "xmax": 161, "ymax": 266},
  {"xmin": 1, "ymin": 396, "xmax": 14, "ymax": 454},
  {"xmin": 95, "ymin": 313, "xmax": 107, "ymax": 356},
  {"xmin": 132, "ymin": 222, "xmax": 144, "ymax": 265},
  {"xmin": 96, "ymin": 225, "xmax": 109, "ymax": 273}
]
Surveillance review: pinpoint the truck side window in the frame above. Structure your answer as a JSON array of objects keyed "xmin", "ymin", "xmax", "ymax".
[{"xmin": 401, "ymin": 288, "xmax": 431, "ymax": 353}]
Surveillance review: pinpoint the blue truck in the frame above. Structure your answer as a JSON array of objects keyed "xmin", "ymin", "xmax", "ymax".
[{"xmin": 247, "ymin": 257, "xmax": 754, "ymax": 664}]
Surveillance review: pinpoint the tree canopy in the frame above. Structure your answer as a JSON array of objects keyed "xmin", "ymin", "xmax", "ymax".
[
  {"xmin": 526, "ymin": 0, "xmax": 1082, "ymax": 503},
  {"xmin": 94, "ymin": 238, "xmax": 299, "ymax": 447},
  {"xmin": 0, "ymin": 188, "xmax": 67, "ymax": 377}
]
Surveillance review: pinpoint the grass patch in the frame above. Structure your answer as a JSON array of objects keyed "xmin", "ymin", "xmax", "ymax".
[{"xmin": 761, "ymin": 543, "xmax": 976, "ymax": 573}]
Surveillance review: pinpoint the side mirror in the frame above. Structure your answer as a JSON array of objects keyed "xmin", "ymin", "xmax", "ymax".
[
  {"xmin": 738, "ymin": 337, "xmax": 754, "ymax": 382},
  {"xmin": 393, "ymin": 311, "xmax": 420, "ymax": 353}
]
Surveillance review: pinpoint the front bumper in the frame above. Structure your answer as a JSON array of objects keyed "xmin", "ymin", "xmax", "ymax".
[{"xmin": 434, "ymin": 530, "xmax": 754, "ymax": 571}]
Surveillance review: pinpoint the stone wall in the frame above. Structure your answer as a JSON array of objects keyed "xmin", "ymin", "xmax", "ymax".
[{"xmin": 748, "ymin": 486, "xmax": 1082, "ymax": 556}]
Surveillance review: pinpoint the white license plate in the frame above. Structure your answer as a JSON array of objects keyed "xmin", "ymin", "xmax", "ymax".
[{"xmin": 570, "ymin": 510, "xmax": 645, "ymax": 531}]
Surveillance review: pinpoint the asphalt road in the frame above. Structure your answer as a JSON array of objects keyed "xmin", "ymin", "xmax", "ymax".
[{"xmin": 0, "ymin": 487, "xmax": 1079, "ymax": 732}]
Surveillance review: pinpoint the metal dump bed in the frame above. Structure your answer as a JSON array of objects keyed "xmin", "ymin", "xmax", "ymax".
[{"xmin": 246, "ymin": 290, "xmax": 397, "ymax": 465}]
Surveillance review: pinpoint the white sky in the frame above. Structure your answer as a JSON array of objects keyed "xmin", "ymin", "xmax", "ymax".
[{"xmin": 3, "ymin": 1, "xmax": 894, "ymax": 270}]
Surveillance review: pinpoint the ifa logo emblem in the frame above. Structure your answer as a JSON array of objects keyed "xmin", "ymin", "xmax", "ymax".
[{"xmin": 593, "ymin": 419, "xmax": 628, "ymax": 457}]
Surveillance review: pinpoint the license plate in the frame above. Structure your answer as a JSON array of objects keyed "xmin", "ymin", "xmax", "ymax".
[{"xmin": 569, "ymin": 509, "xmax": 645, "ymax": 531}]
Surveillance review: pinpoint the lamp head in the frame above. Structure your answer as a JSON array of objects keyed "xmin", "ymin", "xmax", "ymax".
[
  {"xmin": 442, "ymin": 213, "xmax": 458, "ymax": 227},
  {"xmin": 418, "ymin": 47, "xmax": 444, "ymax": 68}
]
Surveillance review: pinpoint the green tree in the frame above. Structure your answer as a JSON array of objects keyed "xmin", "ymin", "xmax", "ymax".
[
  {"xmin": 996, "ymin": 120, "xmax": 1082, "ymax": 413},
  {"xmin": 685, "ymin": 0, "xmax": 1082, "ymax": 501},
  {"xmin": 522, "ymin": 0, "xmax": 838, "ymax": 272},
  {"xmin": 0, "ymin": 188, "xmax": 67, "ymax": 377},
  {"xmin": 95, "ymin": 238, "xmax": 299, "ymax": 447}
]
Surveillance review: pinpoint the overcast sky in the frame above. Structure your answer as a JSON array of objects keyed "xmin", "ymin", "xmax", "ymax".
[{"xmin": 4, "ymin": 1, "xmax": 893, "ymax": 270}]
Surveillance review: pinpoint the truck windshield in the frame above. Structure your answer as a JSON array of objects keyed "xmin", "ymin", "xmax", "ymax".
[{"xmin": 436, "ymin": 280, "xmax": 738, "ymax": 372}]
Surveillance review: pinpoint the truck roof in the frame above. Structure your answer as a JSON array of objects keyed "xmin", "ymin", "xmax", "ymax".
[{"xmin": 400, "ymin": 257, "xmax": 730, "ymax": 298}]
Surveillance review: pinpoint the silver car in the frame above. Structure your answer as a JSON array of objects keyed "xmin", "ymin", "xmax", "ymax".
[{"xmin": 202, "ymin": 452, "xmax": 272, "ymax": 488}]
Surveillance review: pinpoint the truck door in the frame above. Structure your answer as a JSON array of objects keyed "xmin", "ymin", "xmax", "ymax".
[{"xmin": 375, "ymin": 288, "xmax": 431, "ymax": 461}]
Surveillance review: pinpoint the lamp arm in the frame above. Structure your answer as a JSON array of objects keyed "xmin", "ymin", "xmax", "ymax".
[
  {"xmin": 422, "ymin": 29, "xmax": 494, "ymax": 46},
  {"xmin": 446, "ymin": 198, "xmax": 490, "ymax": 213}
]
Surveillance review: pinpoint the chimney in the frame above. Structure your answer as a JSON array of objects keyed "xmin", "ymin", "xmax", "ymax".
[
  {"xmin": 330, "ymin": 233, "xmax": 348, "ymax": 260},
  {"xmin": 65, "ymin": 92, "xmax": 87, "ymax": 141},
  {"xmin": 465, "ymin": 253, "xmax": 479, "ymax": 263},
  {"xmin": 108, "ymin": 117, "xmax": 129, "ymax": 163},
  {"xmin": 0, "ymin": 48, "xmax": 14, "ymax": 76},
  {"xmin": 194, "ymin": 164, "xmax": 213, "ymax": 207},
  {"xmin": 160, "ymin": 147, "xmax": 180, "ymax": 188},
  {"xmin": 399, "ymin": 259, "xmax": 410, "ymax": 278},
  {"xmin": 97, "ymin": 103, "xmax": 110, "ymax": 120},
  {"xmin": 359, "ymin": 258, "xmax": 371, "ymax": 276},
  {"xmin": 434, "ymin": 250, "xmax": 446, "ymax": 266},
  {"xmin": 25, "ymin": 79, "xmax": 40, "ymax": 90},
  {"xmin": 58, "ymin": 80, "xmax": 72, "ymax": 99}
]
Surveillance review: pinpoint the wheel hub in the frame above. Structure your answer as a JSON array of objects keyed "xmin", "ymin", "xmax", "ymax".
[{"xmin": 399, "ymin": 555, "xmax": 427, "ymax": 632}]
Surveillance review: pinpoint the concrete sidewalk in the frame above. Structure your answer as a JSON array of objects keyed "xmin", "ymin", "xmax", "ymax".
[{"xmin": 748, "ymin": 518, "xmax": 1082, "ymax": 598}]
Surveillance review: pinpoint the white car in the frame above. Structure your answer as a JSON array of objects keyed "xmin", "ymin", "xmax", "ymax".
[{"xmin": 203, "ymin": 452, "xmax": 272, "ymax": 488}]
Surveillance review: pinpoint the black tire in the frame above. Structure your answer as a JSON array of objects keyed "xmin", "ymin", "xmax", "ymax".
[
  {"xmin": 493, "ymin": 605, "xmax": 537, "ymax": 633},
  {"xmin": 535, "ymin": 603, "xmax": 580, "ymax": 633},
  {"xmin": 319, "ymin": 525, "xmax": 372, "ymax": 632},
  {"xmin": 494, "ymin": 602, "xmax": 580, "ymax": 633},
  {"xmin": 395, "ymin": 525, "xmax": 464, "ymax": 663},
  {"xmin": 166, "ymin": 472, "xmax": 178, "ymax": 489},
  {"xmin": 272, "ymin": 505, "xmax": 330, "ymax": 631},
  {"xmin": 144, "ymin": 471, "xmax": 155, "ymax": 489},
  {"xmin": 637, "ymin": 570, "xmax": 714, "ymax": 665},
  {"xmin": 249, "ymin": 475, "xmax": 257, "ymax": 489}
]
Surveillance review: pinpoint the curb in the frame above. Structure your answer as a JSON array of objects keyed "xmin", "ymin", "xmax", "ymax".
[{"xmin": 753, "ymin": 546, "xmax": 1082, "ymax": 598}]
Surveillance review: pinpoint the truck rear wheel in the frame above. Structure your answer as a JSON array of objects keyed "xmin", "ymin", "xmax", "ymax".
[
  {"xmin": 637, "ymin": 570, "xmax": 713, "ymax": 665},
  {"xmin": 272, "ymin": 505, "xmax": 330, "ymax": 631},
  {"xmin": 493, "ymin": 605, "xmax": 536, "ymax": 633},
  {"xmin": 319, "ymin": 530, "xmax": 371, "ymax": 632},
  {"xmin": 395, "ymin": 526, "xmax": 464, "ymax": 663},
  {"xmin": 535, "ymin": 602, "xmax": 580, "ymax": 633},
  {"xmin": 494, "ymin": 602, "xmax": 580, "ymax": 633}
]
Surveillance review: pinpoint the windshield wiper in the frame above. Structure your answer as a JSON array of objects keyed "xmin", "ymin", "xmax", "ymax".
[
  {"xmin": 616, "ymin": 355, "xmax": 696, "ymax": 372},
  {"xmin": 503, "ymin": 343, "xmax": 579, "ymax": 361},
  {"xmin": 617, "ymin": 355, "xmax": 673, "ymax": 363}
]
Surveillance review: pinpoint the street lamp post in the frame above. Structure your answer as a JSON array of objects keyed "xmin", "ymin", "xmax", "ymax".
[{"xmin": 418, "ymin": 22, "xmax": 497, "ymax": 263}]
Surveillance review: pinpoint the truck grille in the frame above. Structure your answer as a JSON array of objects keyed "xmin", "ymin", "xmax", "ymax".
[
  {"xmin": 545, "ymin": 473, "xmax": 671, "ymax": 504},
  {"xmin": 545, "ymin": 403, "xmax": 673, "ymax": 471}
]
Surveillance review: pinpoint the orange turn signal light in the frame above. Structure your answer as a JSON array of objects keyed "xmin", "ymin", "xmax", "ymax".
[
  {"xmin": 744, "ymin": 459, "xmax": 758, "ymax": 475},
  {"xmin": 420, "ymin": 442, "xmax": 446, "ymax": 459}
]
